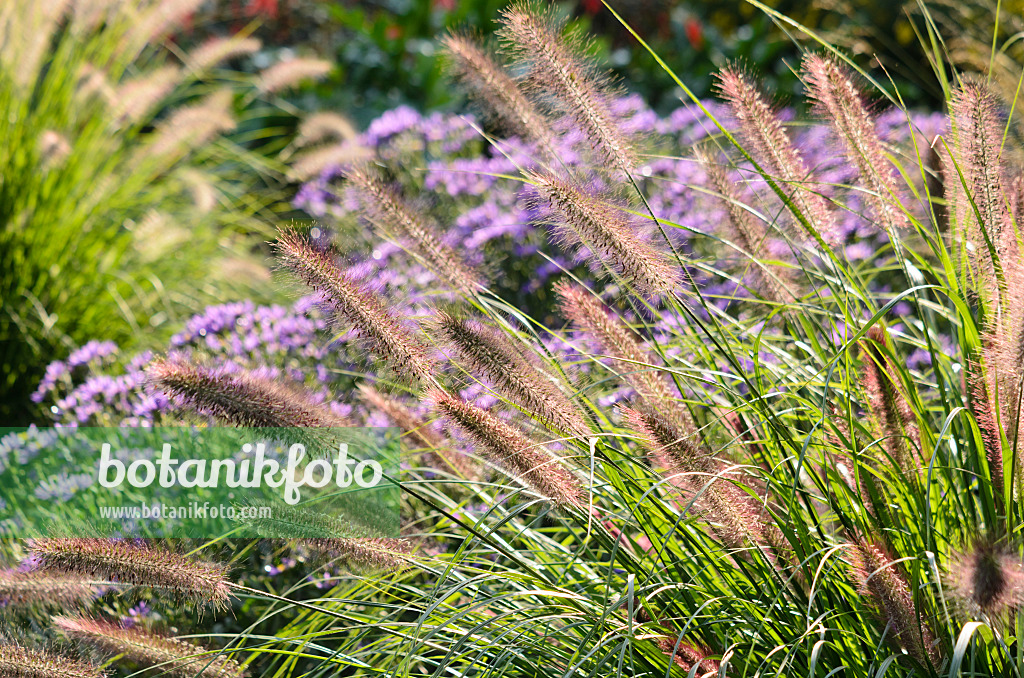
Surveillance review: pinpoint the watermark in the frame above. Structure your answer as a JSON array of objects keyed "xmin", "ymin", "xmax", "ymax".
[
  {"xmin": 0, "ymin": 427, "xmax": 399, "ymax": 538},
  {"xmin": 99, "ymin": 502, "xmax": 273, "ymax": 521},
  {"xmin": 97, "ymin": 442, "xmax": 383, "ymax": 504}
]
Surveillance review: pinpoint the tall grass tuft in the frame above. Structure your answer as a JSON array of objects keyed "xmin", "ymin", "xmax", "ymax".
[{"xmin": 20, "ymin": 2, "xmax": 1024, "ymax": 677}]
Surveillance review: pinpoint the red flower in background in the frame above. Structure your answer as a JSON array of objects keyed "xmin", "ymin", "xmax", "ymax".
[
  {"xmin": 246, "ymin": 0, "xmax": 279, "ymax": 18},
  {"xmin": 684, "ymin": 16, "xmax": 704, "ymax": 50}
]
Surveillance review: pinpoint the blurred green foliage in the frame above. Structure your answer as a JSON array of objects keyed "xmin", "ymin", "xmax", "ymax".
[
  {"xmin": 184, "ymin": 0, "xmax": 953, "ymax": 127},
  {"xmin": 0, "ymin": 2, "xmax": 293, "ymax": 424}
]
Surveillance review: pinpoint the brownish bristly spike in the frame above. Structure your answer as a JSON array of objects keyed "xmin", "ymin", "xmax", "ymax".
[
  {"xmin": 432, "ymin": 311, "xmax": 590, "ymax": 439},
  {"xmin": 802, "ymin": 54, "xmax": 906, "ymax": 235},
  {"xmin": 0, "ymin": 569, "xmax": 103, "ymax": 610},
  {"xmin": 621, "ymin": 403, "xmax": 775, "ymax": 557},
  {"xmin": 441, "ymin": 32, "xmax": 557, "ymax": 149},
  {"xmin": 946, "ymin": 82, "xmax": 1011, "ymax": 278},
  {"xmin": 356, "ymin": 383, "xmax": 443, "ymax": 450},
  {"xmin": 274, "ymin": 228, "xmax": 434, "ymax": 383},
  {"xmin": 696, "ymin": 146, "xmax": 795, "ymax": 304},
  {"xmin": 654, "ymin": 637, "xmax": 721, "ymax": 676},
  {"xmin": 345, "ymin": 166, "xmax": 484, "ymax": 295},
  {"xmin": 849, "ymin": 539, "xmax": 939, "ymax": 666},
  {"xmin": 298, "ymin": 537, "xmax": 412, "ymax": 573},
  {"xmin": 555, "ymin": 281, "xmax": 690, "ymax": 429},
  {"xmin": 497, "ymin": 2, "xmax": 637, "ymax": 172},
  {"xmin": 530, "ymin": 172, "xmax": 679, "ymax": 298},
  {"xmin": 28, "ymin": 539, "xmax": 230, "ymax": 610},
  {"xmin": 53, "ymin": 616, "xmax": 245, "ymax": 678},
  {"xmin": 858, "ymin": 326, "xmax": 920, "ymax": 473},
  {"xmin": 947, "ymin": 542, "xmax": 1024, "ymax": 620},
  {"xmin": 147, "ymin": 357, "xmax": 348, "ymax": 428},
  {"xmin": 428, "ymin": 388, "xmax": 582, "ymax": 508},
  {"xmin": 0, "ymin": 642, "xmax": 105, "ymax": 678},
  {"xmin": 964, "ymin": 359, "xmax": 1004, "ymax": 506},
  {"xmin": 717, "ymin": 65, "xmax": 838, "ymax": 245}
]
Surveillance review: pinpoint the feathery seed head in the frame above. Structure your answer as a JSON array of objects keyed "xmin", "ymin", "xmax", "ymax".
[
  {"xmin": 133, "ymin": 0, "xmax": 205, "ymax": 43},
  {"xmin": 948, "ymin": 542, "xmax": 1024, "ymax": 619},
  {"xmin": 29, "ymin": 539, "xmax": 230, "ymax": 609},
  {"xmin": 148, "ymin": 90, "xmax": 235, "ymax": 157},
  {"xmin": 717, "ymin": 65, "xmax": 838, "ymax": 245},
  {"xmin": 274, "ymin": 228, "xmax": 434, "ymax": 383},
  {"xmin": 530, "ymin": 172, "xmax": 679, "ymax": 298},
  {"xmin": 258, "ymin": 58, "xmax": 332, "ymax": 95},
  {"xmin": 147, "ymin": 357, "xmax": 348, "ymax": 428},
  {"xmin": 0, "ymin": 570, "xmax": 103, "ymax": 611},
  {"xmin": 289, "ymin": 142, "xmax": 373, "ymax": 181},
  {"xmin": 432, "ymin": 311, "xmax": 590, "ymax": 438},
  {"xmin": 622, "ymin": 403, "xmax": 769, "ymax": 553},
  {"xmin": 498, "ymin": 2, "xmax": 636, "ymax": 171},
  {"xmin": 802, "ymin": 54, "xmax": 906, "ymax": 233},
  {"xmin": 112, "ymin": 66, "xmax": 182, "ymax": 124},
  {"xmin": 295, "ymin": 112, "xmax": 358, "ymax": 148},
  {"xmin": 858, "ymin": 326, "xmax": 919, "ymax": 471},
  {"xmin": 696, "ymin": 146, "xmax": 795, "ymax": 303},
  {"xmin": 346, "ymin": 166, "xmax": 484, "ymax": 294},
  {"xmin": 965, "ymin": 360, "xmax": 1004, "ymax": 500},
  {"xmin": 442, "ymin": 32, "xmax": 556, "ymax": 148},
  {"xmin": 654, "ymin": 637, "xmax": 720, "ymax": 676},
  {"xmin": 849, "ymin": 539, "xmax": 938, "ymax": 666},
  {"xmin": 0, "ymin": 642, "xmax": 105, "ymax": 678},
  {"xmin": 428, "ymin": 388, "xmax": 582, "ymax": 507},
  {"xmin": 298, "ymin": 537, "xmax": 412, "ymax": 573},
  {"xmin": 53, "ymin": 616, "xmax": 245, "ymax": 678},
  {"xmin": 356, "ymin": 383, "xmax": 478, "ymax": 477},
  {"xmin": 187, "ymin": 36, "xmax": 262, "ymax": 72},
  {"xmin": 554, "ymin": 281, "xmax": 689, "ymax": 427},
  {"xmin": 948, "ymin": 82, "xmax": 1011, "ymax": 276},
  {"xmin": 356, "ymin": 383, "xmax": 443, "ymax": 449}
]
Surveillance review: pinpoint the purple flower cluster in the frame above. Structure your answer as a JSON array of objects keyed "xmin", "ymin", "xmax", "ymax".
[
  {"xmin": 295, "ymin": 96, "xmax": 946, "ymax": 321},
  {"xmin": 32, "ymin": 300, "xmax": 361, "ymax": 427},
  {"xmin": 30, "ymin": 96, "xmax": 950, "ymax": 431}
]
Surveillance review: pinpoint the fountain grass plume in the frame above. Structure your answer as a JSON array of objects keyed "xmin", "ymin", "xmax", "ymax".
[
  {"xmin": 432, "ymin": 310, "xmax": 591, "ymax": 439},
  {"xmin": 275, "ymin": 228, "xmax": 434, "ymax": 383},
  {"xmin": 554, "ymin": 281, "xmax": 690, "ymax": 429},
  {"xmin": 257, "ymin": 58, "xmax": 332, "ymax": 95},
  {"xmin": 653, "ymin": 637, "xmax": 720, "ymax": 676},
  {"xmin": 696, "ymin": 145, "xmax": 795, "ymax": 304},
  {"xmin": 428, "ymin": 388, "xmax": 583, "ymax": 508},
  {"xmin": 947, "ymin": 541, "xmax": 1024, "ymax": 620},
  {"xmin": 0, "ymin": 641, "xmax": 105, "ymax": 678},
  {"xmin": 442, "ymin": 32, "xmax": 557, "ymax": 149},
  {"xmin": 858, "ymin": 327, "xmax": 921, "ymax": 473},
  {"xmin": 298, "ymin": 537, "xmax": 413, "ymax": 573},
  {"xmin": 346, "ymin": 166, "xmax": 484, "ymax": 295},
  {"xmin": 356, "ymin": 383, "xmax": 444, "ymax": 450},
  {"xmin": 947, "ymin": 81, "xmax": 1011, "ymax": 277},
  {"xmin": 0, "ymin": 570, "xmax": 103, "ymax": 612},
  {"xmin": 498, "ymin": 2, "xmax": 636, "ymax": 172},
  {"xmin": 28, "ymin": 539, "xmax": 230, "ymax": 610},
  {"xmin": 965, "ymin": 360, "xmax": 1005, "ymax": 505},
  {"xmin": 620, "ymin": 403, "xmax": 775, "ymax": 556},
  {"xmin": 356, "ymin": 382, "xmax": 478, "ymax": 478},
  {"xmin": 187, "ymin": 36, "xmax": 262, "ymax": 73},
  {"xmin": 53, "ymin": 616, "xmax": 245, "ymax": 678},
  {"xmin": 802, "ymin": 54, "xmax": 906, "ymax": 234},
  {"xmin": 849, "ymin": 539, "xmax": 938, "ymax": 667},
  {"xmin": 717, "ymin": 65, "xmax": 838, "ymax": 245},
  {"xmin": 529, "ymin": 171, "xmax": 680, "ymax": 298},
  {"xmin": 147, "ymin": 357, "xmax": 348, "ymax": 428}
]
